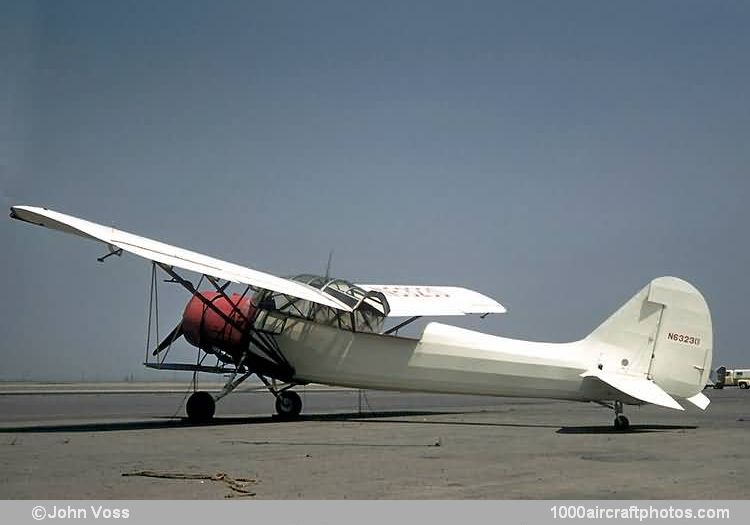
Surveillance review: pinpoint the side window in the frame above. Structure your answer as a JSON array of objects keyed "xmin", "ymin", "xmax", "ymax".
[
  {"xmin": 338, "ymin": 312, "xmax": 353, "ymax": 331},
  {"xmin": 353, "ymin": 306, "xmax": 384, "ymax": 333},
  {"xmin": 254, "ymin": 310, "xmax": 287, "ymax": 335},
  {"xmin": 312, "ymin": 305, "xmax": 337, "ymax": 325}
]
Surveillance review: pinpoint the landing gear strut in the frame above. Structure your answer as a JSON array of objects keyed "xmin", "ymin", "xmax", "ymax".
[
  {"xmin": 186, "ymin": 391, "xmax": 215, "ymax": 423},
  {"xmin": 613, "ymin": 400, "xmax": 629, "ymax": 431}
]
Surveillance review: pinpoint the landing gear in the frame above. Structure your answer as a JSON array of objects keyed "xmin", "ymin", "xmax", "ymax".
[
  {"xmin": 275, "ymin": 390, "xmax": 302, "ymax": 419},
  {"xmin": 613, "ymin": 400, "xmax": 629, "ymax": 431},
  {"xmin": 184, "ymin": 353, "xmax": 253, "ymax": 424},
  {"xmin": 256, "ymin": 375, "xmax": 303, "ymax": 419},
  {"xmin": 186, "ymin": 391, "xmax": 215, "ymax": 423},
  {"xmin": 614, "ymin": 414, "xmax": 630, "ymax": 430}
]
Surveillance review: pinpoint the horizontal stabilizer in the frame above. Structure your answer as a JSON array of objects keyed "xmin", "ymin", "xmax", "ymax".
[
  {"xmin": 685, "ymin": 392, "xmax": 711, "ymax": 410},
  {"xmin": 581, "ymin": 370, "xmax": 684, "ymax": 410}
]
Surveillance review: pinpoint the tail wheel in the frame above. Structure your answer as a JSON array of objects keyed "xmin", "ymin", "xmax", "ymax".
[
  {"xmin": 275, "ymin": 391, "xmax": 302, "ymax": 419},
  {"xmin": 186, "ymin": 391, "xmax": 215, "ymax": 423}
]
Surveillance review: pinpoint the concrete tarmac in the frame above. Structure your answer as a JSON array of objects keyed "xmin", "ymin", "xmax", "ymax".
[{"xmin": 0, "ymin": 385, "xmax": 748, "ymax": 499}]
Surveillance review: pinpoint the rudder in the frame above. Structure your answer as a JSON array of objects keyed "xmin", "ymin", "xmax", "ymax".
[{"xmin": 646, "ymin": 277, "xmax": 713, "ymax": 399}]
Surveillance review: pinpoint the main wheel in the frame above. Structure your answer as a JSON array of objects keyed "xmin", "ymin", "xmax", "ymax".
[
  {"xmin": 740, "ymin": 383, "xmax": 748, "ymax": 389},
  {"xmin": 613, "ymin": 414, "xmax": 630, "ymax": 431},
  {"xmin": 186, "ymin": 391, "xmax": 215, "ymax": 423},
  {"xmin": 275, "ymin": 391, "xmax": 302, "ymax": 419}
]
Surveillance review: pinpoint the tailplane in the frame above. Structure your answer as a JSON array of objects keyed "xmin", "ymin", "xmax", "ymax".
[{"xmin": 581, "ymin": 370, "xmax": 684, "ymax": 410}]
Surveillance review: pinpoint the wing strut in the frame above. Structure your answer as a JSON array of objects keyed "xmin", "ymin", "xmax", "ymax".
[
  {"xmin": 97, "ymin": 247, "xmax": 123, "ymax": 263},
  {"xmin": 204, "ymin": 274, "xmax": 253, "ymax": 324},
  {"xmin": 145, "ymin": 263, "xmax": 160, "ymax": 362}
]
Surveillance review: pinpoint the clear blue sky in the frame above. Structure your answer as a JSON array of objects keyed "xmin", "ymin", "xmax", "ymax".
[{"xmin": 1, "ymin": 0, "xmax": 748, "ymax": 380}]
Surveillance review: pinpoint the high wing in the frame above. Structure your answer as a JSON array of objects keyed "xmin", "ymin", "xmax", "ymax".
[
  {"xmin": 10, "ymin": 206, "xmax": 352, "ymax": 311},
  {"xmin": 357, "ymin": 284, "xmax": 506, "ymax": 317}
]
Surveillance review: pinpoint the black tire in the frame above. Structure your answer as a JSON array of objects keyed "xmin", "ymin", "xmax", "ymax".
[
  {"xmin": 186, "ymin": 391, "xmax": 215, "ymax": 423},
  {"xmin": 613, "ymin": 415, "xmax": 630, "ymax": 431},
  {"xmin": 275, "ymin": 390, "xmax": 302, "ymax": 419},
  {"xmin": 740, "ymin": 383, "xmax": 748, "ymax": 389}
]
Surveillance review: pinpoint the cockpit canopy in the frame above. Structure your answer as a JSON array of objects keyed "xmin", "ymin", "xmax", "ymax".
[{"xmin": 254, "ymin": 274, "xmax": 390, "ymax": 334}]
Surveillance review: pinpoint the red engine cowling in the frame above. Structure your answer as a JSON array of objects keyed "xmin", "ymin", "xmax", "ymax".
[{"xmin": 182, "ymin": 291, "xmax": 256, "ymax": 356}]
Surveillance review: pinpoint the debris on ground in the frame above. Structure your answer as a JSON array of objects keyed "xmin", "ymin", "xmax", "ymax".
[{"xmin": 122, "ymin": 470, "xmax": 257, "ymax": 498}]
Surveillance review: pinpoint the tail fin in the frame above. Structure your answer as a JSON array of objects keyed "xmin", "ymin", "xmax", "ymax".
[{"xmin": 584, "ymin": 276, "xmax": 713, "ymax": 408}]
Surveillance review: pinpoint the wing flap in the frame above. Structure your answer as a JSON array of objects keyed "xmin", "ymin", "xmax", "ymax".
[
  {"xmin": 357, "ymin": 284, "xmax": 506, "ymax": 317},
  {"xmin": 581, "ymin": 370, "xmax": 684, "ymax": 410},
  {"xmin": 10, "ymin": 206, "xmax": 351, "ymax": 311}
]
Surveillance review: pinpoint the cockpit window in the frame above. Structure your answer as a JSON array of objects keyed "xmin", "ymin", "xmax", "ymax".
[{"xmin": 254, "ymin": 274, "xmax": 389, "ymax": 333}]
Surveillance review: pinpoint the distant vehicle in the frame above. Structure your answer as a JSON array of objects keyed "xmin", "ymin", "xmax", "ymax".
[{"xmin": 713, "ymin": 367, "xmax": 750, "ymax": 389}]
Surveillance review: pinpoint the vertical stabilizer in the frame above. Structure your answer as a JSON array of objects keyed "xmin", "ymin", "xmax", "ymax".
[{"xmin": 585, "ymin": 277, "xmax": 712, "ymax": 403}]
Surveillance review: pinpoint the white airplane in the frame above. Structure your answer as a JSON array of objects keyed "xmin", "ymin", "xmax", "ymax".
[{"xmin": 10, "ymin": 206, "xmax": 713, "ymax": 430}]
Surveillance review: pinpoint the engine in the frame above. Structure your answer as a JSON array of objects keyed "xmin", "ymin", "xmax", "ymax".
[{"xmin": 182, "ymin": 291, "xmax": 256, "ymax": 358}]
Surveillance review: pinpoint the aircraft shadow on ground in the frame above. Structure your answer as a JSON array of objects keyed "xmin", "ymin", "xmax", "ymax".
[
  {"xmin": 0, "ymin": 413, "xmax": 698, "ymax": 434},
  {"xmin": 556, "ymin": 424, "xmax": 698, "ymax": 434},
  {"xmin": 344, "ymin": 417, "xmax": 561, "ymax": 429},
  {"xmin": 340, "ymin": 418, "xmax": 699, "ymax": 432},
  {"xmin": 0, "ymin": 410, "xmax": 465, "ymax": 433},
  {"xmin": 0, "ymin": 418, "xmax": 246, "ymax": 433}
]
